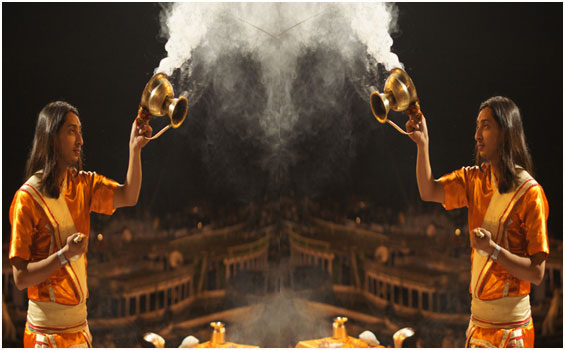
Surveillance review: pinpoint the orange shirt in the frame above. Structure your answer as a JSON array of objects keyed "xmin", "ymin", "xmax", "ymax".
[
  {"xmin": 9, "ymin": 169, "xmax": 118, "ymax": 304},
  {"xmin": 439, "ymin": 164, "xmax": 549, "ymax": 299}
]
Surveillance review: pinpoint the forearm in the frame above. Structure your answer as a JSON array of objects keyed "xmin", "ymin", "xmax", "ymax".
[
  {"xmin": 113, "ymin": 120, "xmax": 151, "ymax": 208},
  {"xmin": 115, "ymin": 149, "xmax": 142, "ymax": 208},
  {"xmin": 125, "ymin": 149, "xmax": 142, "ymax": 205},
  {"xmin": 12, "ymin": 252, "xmax": 65, "ymax": 290},
  {"xmin": 493, "ymin": 247, "xmax": 545, "ymax": 285},
  {"xmin": 415, "ymin": 143, "xmax": 443, "ymax": 203}
]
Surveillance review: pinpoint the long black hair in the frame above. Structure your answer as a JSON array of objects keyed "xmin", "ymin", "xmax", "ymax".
[
  {"xmin": 476, "ymin": 96, "xmax": 533, "ymax": 193},
  {"xmin": 25, "ymin": 101, "xmax": 82, "ymax": 198}
]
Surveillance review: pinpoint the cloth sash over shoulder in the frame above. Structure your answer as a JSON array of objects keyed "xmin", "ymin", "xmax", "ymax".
[
  {"xmin": 21, "ymin": 174, "xmax": 88, "ymax": 331},
  {"xmin": 470, "ymin": 168, "xmax": 537, "ymax": 328}
]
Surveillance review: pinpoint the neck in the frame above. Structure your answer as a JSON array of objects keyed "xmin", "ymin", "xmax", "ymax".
[
  {"xmin": 55, "ymin": 165, "xmax": 68, "ymax": 188},
  {"xmin": 490, "ymin": 161, "xmax": 502, "ymax": 186}
]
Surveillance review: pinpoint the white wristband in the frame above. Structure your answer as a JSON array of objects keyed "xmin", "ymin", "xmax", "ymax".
[
  {"xmin": 490, "ymin": 244, "xmax": 501, "ymax": 261},
  {"xmin": 57, "ymin": 249, "xmax": 69, "ymax": 266}
]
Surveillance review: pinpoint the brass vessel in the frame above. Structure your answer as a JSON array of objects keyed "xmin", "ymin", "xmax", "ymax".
[
  {"xmin": 332, "ymin": 316, "xmax": 348, "ymax": 341},
  {"xmin": 137, "ymin": 73, "xmax": 189, "ymax": 140},
  {"xmin": 210, "ymin": 321, "xmax": 226, "ymax": 346},
  {"xmin": 369, "ymin": 68, "xmax": 422, "ymax": 135},
  {"xmin": 295, "ymin": 316, "xmax": 383, "ymax": 348},
  {"xmin": 194, "ymin": 321, "xmax": 258, "ymax": 348}
]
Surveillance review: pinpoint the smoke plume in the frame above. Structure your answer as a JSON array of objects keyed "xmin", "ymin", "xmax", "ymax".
[{"xmin": 156, "ymin": 3, "xmax": 402, "ymax": 200}]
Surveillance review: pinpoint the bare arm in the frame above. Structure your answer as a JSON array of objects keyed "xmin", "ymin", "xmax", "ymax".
[
  {"xmin": 11, "ymin": 233, "xmax": 87, "ymax": 290},
  {"xmin": 113, "ymin": 119, "xmax": 152, "ymax": 208},
  {"xmin": 471, "ymin": 228, "xmax": 546, "ymax": 285},
  {"xmin": 406, "ymin": 116, "xmax": 444, "ymax": 203}
]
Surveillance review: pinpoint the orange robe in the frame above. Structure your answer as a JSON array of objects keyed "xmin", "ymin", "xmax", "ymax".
[
  {"xmin": 439, "ymin": 164, "xmax": 549, "ymax": 348},
  {"xmin": 10, "ymin": 169, "xmax": 118, "ymax": 348}
]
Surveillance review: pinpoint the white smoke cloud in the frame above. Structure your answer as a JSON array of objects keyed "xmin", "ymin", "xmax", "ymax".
[
  {"xmin": 156, "ymin": 3, "xmax": 219, "ymax": 76},
  {"xmin": 339, "ymin": 3, "xmax": 401, "ymax": 70},
  {"xmin": 155, "ymin": 3, "xmax": 403, "ymax": 197},
  {"xmin": 156, "ymin": 3, "xmax": 401, "ymax": 76}
]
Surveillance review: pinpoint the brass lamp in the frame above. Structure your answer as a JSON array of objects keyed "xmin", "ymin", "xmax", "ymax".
[
  {"xmin": 136, "ymin": 73, "xmax": 189, "ymax": 140},
  {"xmin": 369, "ymin": 68, "xmax": 422, "ymax": 135},
  {"xmin": 295, "ymin": 316, "xmax": 384, "ymax": 348},
  {"xmin": 192, "ymin": 321, "xmax": 258, "ymax": 348}
]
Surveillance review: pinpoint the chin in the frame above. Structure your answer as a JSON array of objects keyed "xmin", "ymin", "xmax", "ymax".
[
  {"xmin": 479, "ymin": 151, "xmax": 490, "ymax": 160},
  {"xmin": 71, "ymin": 158, "xmax": 81, "ymax": 169}
]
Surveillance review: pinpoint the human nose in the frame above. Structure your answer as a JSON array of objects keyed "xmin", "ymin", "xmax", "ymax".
[
  {"xmin": 77, "ymin": 132, "xmax": 84, "ymax": 146},
  {"xmin": 474, "ymin": 127, "xmax": 481, "ymax": 142}
]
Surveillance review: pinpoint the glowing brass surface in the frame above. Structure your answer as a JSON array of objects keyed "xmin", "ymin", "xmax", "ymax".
[
  {"xmin": 369, "ymin": 68, "xmax": 422, "ymax": 135},
  {"xmin": 137, "ymin": 73, "xmax": 189, "ymax": 140},
  {"xmin": 210, "ymin": 321, "xmax": 225, "ymax": 346},
  {"xmin": 295, "ymin": 316, "xmax": 384, "ymax": 348},
  {"xmin": 332, "ymin": 316, "xmax": 348, "ymax": 340},
  {"xmin": 193, "ymin": 321, "xmax": 258, "ymax": 348}
]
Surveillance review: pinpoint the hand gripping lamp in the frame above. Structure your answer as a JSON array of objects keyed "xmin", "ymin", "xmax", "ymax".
[
  {"xmin": 136, "ymin": 73, "xmax": 189, "ymax": 140},
  {"xmin": 370, "ymin": 68, "xmax": 422, "ymax": 135}
]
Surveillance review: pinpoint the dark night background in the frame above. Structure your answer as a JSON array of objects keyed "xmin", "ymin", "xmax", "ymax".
[{"xmin": 2, "ymin": 3, "xmax": 563, "ymax": 242}]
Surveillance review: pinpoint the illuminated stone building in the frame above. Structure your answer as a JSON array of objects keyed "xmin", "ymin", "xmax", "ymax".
[{"xmin": 2, "ymin": 199, "xmax": 562, "ymax": 347}]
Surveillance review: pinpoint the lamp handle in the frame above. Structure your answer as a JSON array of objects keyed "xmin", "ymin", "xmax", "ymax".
[
  {"xmin": 387, "ymin": 100, "xmax": 422, "ymax": 136},
  {"xmin": 135, "ymin": 105, "xmax": 172, "ymax": 140}
]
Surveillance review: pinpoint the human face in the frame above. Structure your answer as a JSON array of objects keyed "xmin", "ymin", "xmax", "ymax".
[
  {"xmin": 56, "ymin": 112, "xmax": 83, "ymax": 168},
  {"xmin": 474, "ymin": 107, "xmax": 501, "ymax": 164}
]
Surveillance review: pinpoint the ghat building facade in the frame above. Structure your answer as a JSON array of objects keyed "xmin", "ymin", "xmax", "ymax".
[{"xmin": 2, "ymin": 198, "xmax": 562, "ymax": 347}]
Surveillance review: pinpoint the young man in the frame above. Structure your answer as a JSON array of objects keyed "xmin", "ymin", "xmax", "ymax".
[
  {"xmin": 406, "ymin": 96, "xmax": 549, "ymax": 347},
  {"xmin": 9, "ymin": 101, "xmax": 152, "ymax": 347}
]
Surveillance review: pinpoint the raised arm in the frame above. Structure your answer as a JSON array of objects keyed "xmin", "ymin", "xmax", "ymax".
[
  {"xmin": 406, "ymin": 115, "xmax": 444, "ymax": 203},
  {"xmin": 113, "ymin": 119, "xmax": 152, "ymax": 208}
]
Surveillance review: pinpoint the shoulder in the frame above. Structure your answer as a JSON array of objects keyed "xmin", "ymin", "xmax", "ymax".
[
  {"xmin": 12, "ymin": 186, "xmax": 35, "ymax": 204},
  {"xmin": 14, "ymin": 174, "xmax": 46, "ymax": 204},
  {"xmin": 75, "ymin": 170, "xmax": 96, "ymax": 179},
  {"xmin": 461, "ymin": 165, "xmax": 481, "ymax": 175},
  {"xmin": 74, "ymin": 170, "xmax": 109, "ymax": 183},
  {"xmin": 463, "ymin": 164, "xmax": 490, "ymax": 182},
  {"xmin": 9, "ymin": 186, "xmax": 40, "ymax": 222},
  {"xmin": 515, "ymin": 181, "xmax": 549, "ymax": 221},
  {"xmin": 443, "ymin": 165, "xmax": 482, "ymax": 180},
  {"xmin": 522, "ymin": 181, "xmax": 547, "ymax": 204},
  {"xmin": 515, "ymin": 169, "xmax": 545, "ymax": 201},
  {"xmin": 67, "ymin": 170, "xmax": 110, "ymax": 193},
  {"xmin": 75, "ymin": 170, "xmax": 119, "ymax": 191}
]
